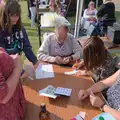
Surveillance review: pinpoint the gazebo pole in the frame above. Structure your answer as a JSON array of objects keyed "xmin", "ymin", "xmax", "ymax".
[{"xmin": 74, "ymin": 0, "xmax": 84, "ymax": 38}]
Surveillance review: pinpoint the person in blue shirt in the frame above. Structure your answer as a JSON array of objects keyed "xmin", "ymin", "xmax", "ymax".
[{"xmin": 0, "ymin": 0, "xmax": 39, "ymax": 77}]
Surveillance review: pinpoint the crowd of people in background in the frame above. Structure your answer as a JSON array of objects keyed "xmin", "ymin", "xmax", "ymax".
[{"xmin": 0, "ymin": 0, "xmax": 120, "ymax": 120}]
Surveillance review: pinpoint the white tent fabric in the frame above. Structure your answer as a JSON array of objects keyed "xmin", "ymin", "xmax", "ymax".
[{"xmin": 74, "ymin": 0, "xmax": 84, "ymax": 38}]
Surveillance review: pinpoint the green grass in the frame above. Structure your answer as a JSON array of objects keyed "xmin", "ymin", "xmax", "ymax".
[
  {"xmin": 116, "ymin": 11, "xmax": 120, "ymax": 22},
  {"xmin": 20, "ymin": 1, "xmax": 120, "ymax": 59},
  {"xmin": 20, "ymin": 1, "xmax": 55, "ymax": 61}
]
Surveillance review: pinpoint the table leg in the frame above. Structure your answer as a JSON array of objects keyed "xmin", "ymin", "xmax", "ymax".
[
  {"xmin": 37, "ymin": 14, "xmax": 41, "ymax": 46},
  {"xmin": 38, "ymin": 24, "xmax": 41, "ymax": 46}
]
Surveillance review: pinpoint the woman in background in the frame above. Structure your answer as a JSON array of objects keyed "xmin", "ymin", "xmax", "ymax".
[
  {"xmin": 28, "ymin": 0, "xmax": 36, "ymax": 27},
  {"xmin": 97, "ymin": 0, "xmax": 116, "ymax": 34},
  {"xmin": 83, "ymin": 1, "xmax": 97, "ymax": 24},
  {"xmin": 49, "ymin": 0, "xmax": 63, "ymax": 16}
]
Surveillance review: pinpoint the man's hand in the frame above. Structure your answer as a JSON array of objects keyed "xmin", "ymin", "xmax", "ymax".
[
  {"xmin": 62, "ymin": 57, "xmax": 71, "ymax": 64},
  {"xmin": 55, "ymin": 56, "xmax": 63, "ymax": 64}
]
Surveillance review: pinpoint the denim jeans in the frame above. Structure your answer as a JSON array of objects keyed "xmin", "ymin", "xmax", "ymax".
[{"xmin": 29, "ymin": 7, "xmax": 36, "ymax": 27}]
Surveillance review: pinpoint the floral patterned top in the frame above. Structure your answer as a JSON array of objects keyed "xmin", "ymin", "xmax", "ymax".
[
  {"xmin": 91, "ymin": 52, "xmax": 115, "ymax": 82},
  {"xmin": 0, "ymin": 48, "xmax": 25, "ymax": 120},
  {"xmin": 107, "ymin": 73, "xmax": 120, "ymax": 111}
]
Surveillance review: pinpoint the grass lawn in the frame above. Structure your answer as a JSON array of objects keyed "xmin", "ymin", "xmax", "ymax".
[
  {"xmin": 116, "ymin": 11, "xmax": 120, "ymax": 22},
  {"xmin": 20, "ymin": 1, "xmax": 120, "ymax": 60}
]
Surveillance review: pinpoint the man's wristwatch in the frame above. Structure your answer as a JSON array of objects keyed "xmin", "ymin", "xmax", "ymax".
[{"xmin": 100, "ymin": 103, "xmax": 106, "ymax": 112}]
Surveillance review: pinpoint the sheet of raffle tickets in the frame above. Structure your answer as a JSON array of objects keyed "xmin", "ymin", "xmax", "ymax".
[{"xmin": 55, "ymin": 87, "xmax": 72, "ymax": 96}]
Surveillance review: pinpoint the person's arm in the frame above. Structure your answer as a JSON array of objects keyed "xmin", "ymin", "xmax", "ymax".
[
  {"xmin": 103, "ymin": 105, "xmax": 120, "ymax": 120},
  {"xmin": 83, "ymin": 9, "xmax": 90, "ymax": 19},
  {"xmin": 70, "ymin": 35, "xmax": 82, "ymax": 60},
  {"xmin": 94, "ymin": 9, "xmax": 98, "ymax": 20},
  {"xmin": 0, "ymin": 55, "xmax": 22, "ymax": 104},
  {"xmin": 87, "ymin": 70, "xmax": 120, "ymax": 94},
  {"xmin": 90, "ymin": 95, "xmax": 120, "ymax": 120},
  {"xmin": 22, "ymin": 28, "xmax": 38, "ymax": 65},
  {"xmin": 97, "ymin": 4, "xmax": 105, "ymax": 19},
  {"xmin": 37, "ymin": 35, "xmax": 56, "ymax": 63}
]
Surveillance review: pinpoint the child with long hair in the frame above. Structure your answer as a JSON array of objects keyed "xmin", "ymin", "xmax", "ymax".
[
  {"xmin": 73, "ymin": 36, "xmax": 115, "ymax": 82},
  {"xmin": 0, "ymin": 0, "xmax": 39, "ymax": 76}
]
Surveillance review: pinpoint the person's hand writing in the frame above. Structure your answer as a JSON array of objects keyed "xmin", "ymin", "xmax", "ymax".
[
  {"xmin": 78, "ymin": 90, "xmax": 90, "ymax": 101},
  {"xmin": 72, "ymin": 63, "xmax": 80, "ymax": 70},
  {"xmin": 76, "ymin": 70, "xmax": 87, "ymax": 76},
  {"xmin": 90, "ymin": 95, "xmax": 105, "ymax": 108},
  {"xmin": 72, "ymin": 60, "xmax": 84, "ymax": 70}
]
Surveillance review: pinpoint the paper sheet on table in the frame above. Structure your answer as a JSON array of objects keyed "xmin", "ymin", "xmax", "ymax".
[
  {"xmin": 39, "ymin": 85, "xmax": 57, "ymax": 99},
  {"xmin": 35, "ymin": 64, "xmax": 55, "ymax": 79},
  {"xmin": 72, "ymin": 111, "xmax": 86, "ymax": 120},
  {"xmin": 55, "ymin": 87, "xmax": 72, "ymax": 96},
  {"xmin": 79, "ymin": 112, "xmax": 86, "ymax": 119},
  {"xmin": 64, "ymin": 70, "xmax": 78, "ymax": 75},
  {"xmin": 92, "ymin": 112, "xmax": 116, "ymax": 120}
]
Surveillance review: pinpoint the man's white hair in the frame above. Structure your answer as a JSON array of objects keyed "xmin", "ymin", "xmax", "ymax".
[{"xmin": 55, "ymin": 23, "xmax": 69, "ymax": 31}]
